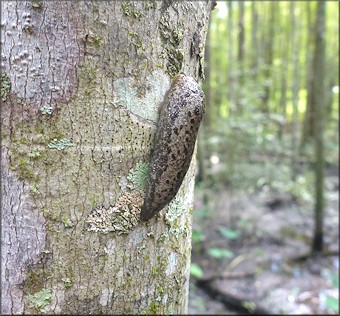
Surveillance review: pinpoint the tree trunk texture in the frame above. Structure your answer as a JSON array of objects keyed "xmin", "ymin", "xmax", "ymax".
[
  {"xmin": 227, "ymin": 0, "xmax": 235, "ymax": 115},
  {"xmin": 260, "ymin": 2, "xmax": 275, "ymax": 112},
  {"xmin": 301, "ymin": 1, "xmax": 316, "ymax": 147},
  {"xmin": 291, "ymin": 1, "xmax": 300, "ymax": 180},
  {"xmin": 1, "ymin": 1, "xmax": 211, "ymax": 314},
  {"xmin": 250, "ymin": 2, "xmax": 258, "ymax": 81},
  {"xmin": 236, "ymin": 1, "xmax": 245, "ymax": 114},
  {"xmin": 312, "ymin": 0, "xmax": 326, "ymax": 253}
]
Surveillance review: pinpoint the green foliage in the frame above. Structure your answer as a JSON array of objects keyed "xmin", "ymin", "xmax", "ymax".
[
  {"xmin": 325, "ymin": 295, "xmax": 339, "ymax": 313},
  {"xmin": 283, "ymin": 174, "xmax": 314, "ymax": 203},
  {"xmin": 26, "ymin": 288, "xmax": 52, "ymax": 312},
  {"xmin": 207, "ymin": 248, "xmax": 234, "ymax": 259},
  {"xmin": 193, "ymin": 203, "xmax": 212, "ymax": 220},
  {"xmin": 218, "ymin": 227, "xmax": 240, "ymax": 240},
  {"xmin": 192, "ymin": 230, "xmax": 204, "ymax": 243},
  {"xmin": 190, "ymin": 263, "xmax": 204, "ymax": 279},
  {"xmin": 322, "ymin": 268, "xmax": 339, "ymax": 313},
  {"xmin": 201, "ymin": 1, "xmax": 339, "ymax": 202}
]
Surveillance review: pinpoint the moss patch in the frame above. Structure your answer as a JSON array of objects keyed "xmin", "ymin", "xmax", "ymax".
[
  {"xmin": 1, "ymin": 73, "xmax": 11, "ymax": 101},
  {"xmin": 159, "ymin": 12, "xmax": 184, "ymax": 77}
]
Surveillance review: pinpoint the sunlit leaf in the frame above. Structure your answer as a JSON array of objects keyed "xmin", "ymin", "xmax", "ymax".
[
  {"xmin": 329, "ymin": 272, "xmax": 339, "ymax": 289},
  {"xmin": 323, "ymin": 269, "xmax": 339, "ymax": 288},
  {"xmin": 192, "ymin": 230, "xmax": 204, "ymax": 243},
  {"xmin": 218, "ymin": 227, "xmax": 240, "ymax": 240},
  {"xmin": 326, "ymin": 295, "xmax": 339, "ymax": 313},
  {"xmin": 190, "ymin": 263, "xmax": 204, "ymax": 279},
  {"xmin": 208, "ymin": 247, "xmax": 234, "ymax": 259}
]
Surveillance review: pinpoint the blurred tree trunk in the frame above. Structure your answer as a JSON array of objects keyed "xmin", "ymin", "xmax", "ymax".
[
  {"xmin": 261, "ymin": 2, "xmax": 275, "ymax": 112},
  {"xmin": 301, "ymin": 1, "xmax": 316, "ymax": 148},
  {"xmin": 277, "ymin": 4, "xmax": 289, "ymax": 140},
  {"xmin": 237, "ymin": 2, "xmax": 245, "ymax": 63},
  {"xmin": 250, "ymin": 2, "xmax": 259, "ymax": 81},
  {"xmin": 1, "ymin": 1, "xmax": 212, "ymax": 314},
  {"xmin": 227, "ymin": 0, "xmax": 236, "ymax": 115},
  {"xmin": 236, "ymin": 1, "xmax": 245, "ymax": 114},
  {"xmin": 312, "ymin": 0, "xmax": 326, "ymax": 253},
  {"xmin": 291, "ymin": 1, "xmax": 300, "ymax": 180}
]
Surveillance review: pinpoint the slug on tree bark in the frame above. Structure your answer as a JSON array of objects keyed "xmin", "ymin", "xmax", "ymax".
[{"xmin": 141, "ymin": 74, "xmax": 206, "ymax": 221}]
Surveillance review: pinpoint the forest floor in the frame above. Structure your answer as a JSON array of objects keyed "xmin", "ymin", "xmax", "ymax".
[{"xmin": 188, "ymin": 171, "xmax": 339, "ymax": 315}]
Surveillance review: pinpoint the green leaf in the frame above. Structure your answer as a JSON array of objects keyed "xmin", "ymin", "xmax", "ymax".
[
  {"xmin": 218, "ymin": 227, "xmax": 240, "ymax": 240},
  {"xmin": 192, "ymin": 230, "xmax": 204, "ymax": 243},
  {"xmin": 329, "ymin": 272, "xmax": 339, "ymax": 288},
  {"xmin": 325, "ymin": 295, "xmax": 339, "ymax": 313},
  {"xmin": 208, "ymin": 247, "xmax": 234, "ymax": 259},
  {"xmin": 323, "ymin": 269, "xmax": 339, "ymax": 288},
  {"xmin": 190, "ymin": 263, "xmax": 204, "ymax": 279}
]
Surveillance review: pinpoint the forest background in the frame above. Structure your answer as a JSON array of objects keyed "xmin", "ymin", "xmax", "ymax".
[{"xmin": 188, "ymin": 1, "xmax": 339, "ymax": 314}]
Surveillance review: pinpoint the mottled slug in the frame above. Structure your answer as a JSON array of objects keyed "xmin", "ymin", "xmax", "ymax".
[{"xmin": 141, "ymin": 74, "xmax": 205, "ymax": 221}]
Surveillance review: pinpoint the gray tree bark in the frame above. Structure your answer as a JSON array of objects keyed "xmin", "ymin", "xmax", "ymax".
[{"xmin": 1, "ymin": 1, "xmax": 211, "ymax": 314}]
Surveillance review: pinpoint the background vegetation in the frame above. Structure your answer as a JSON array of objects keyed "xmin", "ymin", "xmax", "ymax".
[
  {"xmin": 200, "ymin": 0, "xmax": 338, "ymax": 198},
  {"xmin": 190, "ymin": 1, "xmax": 339, "ymax": 314}
]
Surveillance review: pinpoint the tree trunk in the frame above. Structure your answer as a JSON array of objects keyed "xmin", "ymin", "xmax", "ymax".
[
  {"xmin": 301, "ymin": 1, "xmax": 316, "ymax": 148},
  {"xmin": 261, "ymin": 2, "xmax": 275, "ymax": 112},
  {"xmin": 1, "ymin": 1, "xmax": 212, "ymax": 314},
  {"xmin": 227, "ymin": 0, "xmax": 236, "ymax": 115},
  {"xmin": 236, "ymin": 1, "xmax": 245, "ymax": 114},
  {"xmin": 312, "ymin": 0, "xmax": 326, "ymax": 253},
  {"xmin": 291, "ymin": 1, "xmax": 300, "ymax": 180},
  {"xmin": 277, "ymin": 4, "xmax": 289, "ymax": 140},
  {"xmin": 237, "ymin": 1, "xmax": 245, "ymax": 63},
  {"xmin": 250, "ymin": 2, "xmax": 258, "ymax": 81}
]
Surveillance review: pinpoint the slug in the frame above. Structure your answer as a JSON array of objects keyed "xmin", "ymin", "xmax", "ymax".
[{"xmin": 141, "ymin": 74, "xmax": 206, "ymax": 221}]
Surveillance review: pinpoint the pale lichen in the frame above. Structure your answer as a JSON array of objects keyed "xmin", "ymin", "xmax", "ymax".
[
  {"xmin": 127, "ymin": 162, "xmax": 149, "ymax": 190},
  {"xmin": 40, "ymin": 105, "xmax": 54, "ymax": 115},
  {"xmin": 86, "ymin": 190, "xmax": 143, "ymax": 234},
  {"xmin": 47, "ymin": 138, "xmax": 74, "ymax": 150},
  {"xmin": 164, "ymin": 195, "xmax": 186, "ymax": 224},
  {"xmin": 26, "ymin": 288, "xmax": 52, "ymax": 312}
]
